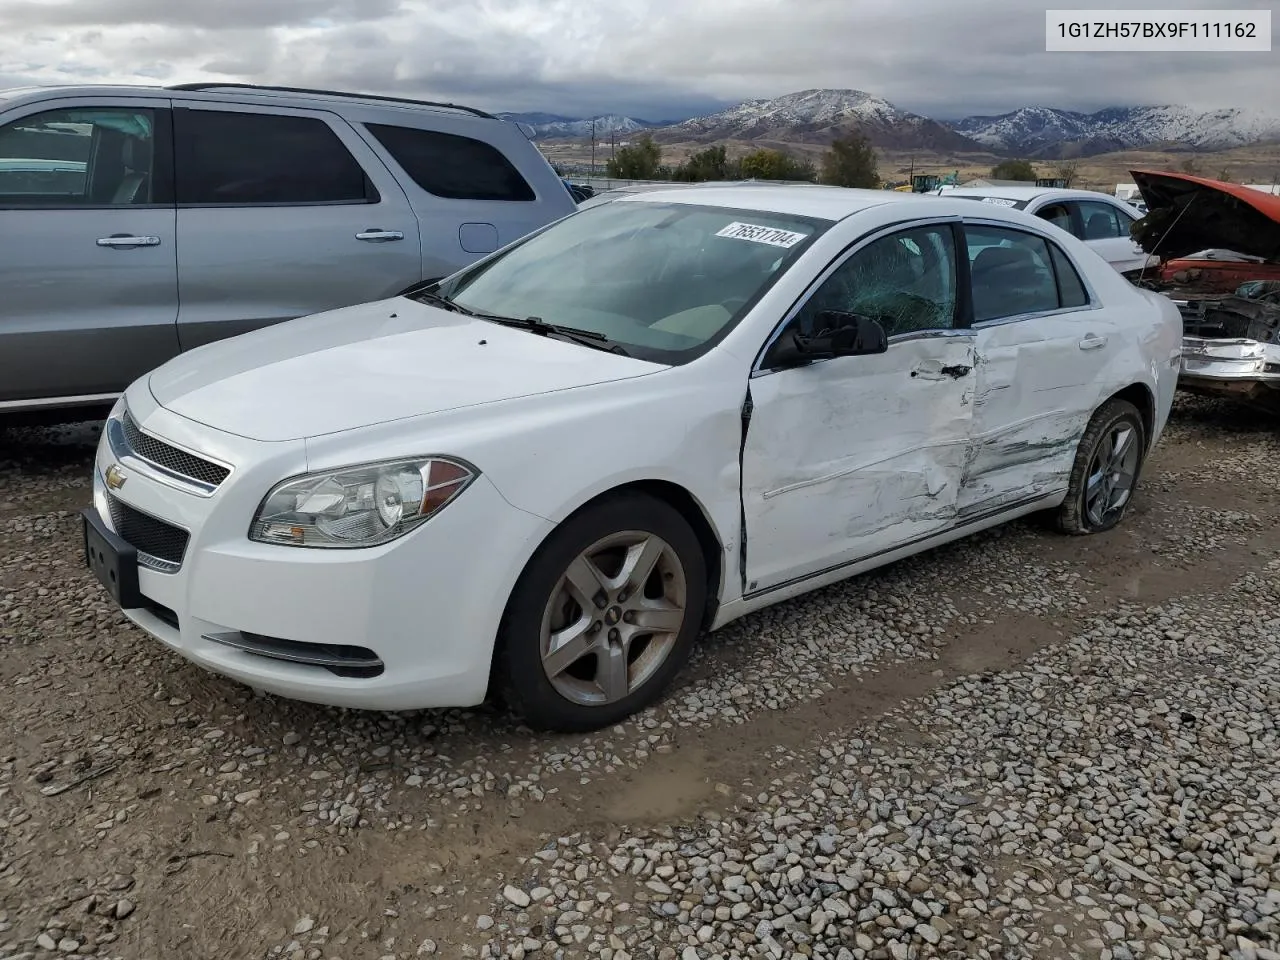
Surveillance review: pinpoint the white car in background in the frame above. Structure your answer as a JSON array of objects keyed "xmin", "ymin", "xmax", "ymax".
[
  {"xmin": 941, "ymin": 186, "xmax": 1158, "ymax": 274},
  {"xmin": 82, "ymin": 186, "xmax": 1182, "ymax": 732}
]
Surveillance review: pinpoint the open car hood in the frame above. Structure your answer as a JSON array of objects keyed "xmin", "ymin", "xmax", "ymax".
[{"xmin": 1130, "ymin": 169, "xmax": 1280, "ymax": 263}]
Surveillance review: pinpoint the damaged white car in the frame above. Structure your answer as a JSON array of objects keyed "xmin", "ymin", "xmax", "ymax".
[{"xmin": 82, "ymin": 186, "xmax": 1182, "ymax": 731}]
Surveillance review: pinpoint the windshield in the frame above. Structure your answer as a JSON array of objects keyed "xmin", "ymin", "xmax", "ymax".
[{"xmin": 435, "ymin": 200, "xmax": 829, "ymax": 364}]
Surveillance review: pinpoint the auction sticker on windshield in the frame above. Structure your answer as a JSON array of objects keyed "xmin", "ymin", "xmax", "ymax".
[
  {"xmin": 981, "ymin": 197, "xmax": 1019, "ymax": 207},
  {"xmin": 715, "ymin": 221, "xmax": 808, "ymax": 248}
]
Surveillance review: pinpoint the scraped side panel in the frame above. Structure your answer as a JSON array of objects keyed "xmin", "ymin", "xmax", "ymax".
[{"xmin": 741, "ymin": 336, "xmax": 976, "ymax": 594}]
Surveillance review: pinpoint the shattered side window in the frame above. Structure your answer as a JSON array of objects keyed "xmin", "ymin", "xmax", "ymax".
[{"xmin": 792, "ymin": 223, "xmax": 959, "ymax": 338}]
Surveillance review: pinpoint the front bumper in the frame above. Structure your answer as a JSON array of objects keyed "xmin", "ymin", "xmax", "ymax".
[
  {"xmin": 89, "ymin": 389, "xmax": 554, "ymax": 711},
  {"xmin": 1179, "ymin": 336, "xmax": 1280, "ymax": 409}
]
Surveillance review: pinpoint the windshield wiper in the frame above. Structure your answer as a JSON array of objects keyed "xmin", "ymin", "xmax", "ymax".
[
  {"xmin": 410, "ymin": 289, "xmax": 472, "ymax": 315},
  {"xmin": 480, "ymin": 314, "xmax": 632, "ymax": 356},
  {"xmin": 414, "ymin": 292, "xmax": 631, "ymax": 356}
]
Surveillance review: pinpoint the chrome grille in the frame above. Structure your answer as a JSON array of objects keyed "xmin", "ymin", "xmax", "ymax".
[
  {"xmin": 107, "ymin": 495, "xmax": 189, "ymax": 569},
  {"xmin": 121, "ymin": 411, "xmax": 230, "ymax": 488}
]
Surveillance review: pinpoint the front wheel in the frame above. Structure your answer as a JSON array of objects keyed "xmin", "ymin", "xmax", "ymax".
[
  {"xmin": 494, "ymin": 492, "xmax": 707, "ymax": 732},
  {"xmin": 1054, "ymin": 398, "xmax": 1147, "ymax": 535}
]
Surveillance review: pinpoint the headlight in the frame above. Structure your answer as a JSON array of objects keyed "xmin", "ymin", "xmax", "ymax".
[{"xmin": 249, "ymin": 457, "xmax": 477, "ymax": 549}]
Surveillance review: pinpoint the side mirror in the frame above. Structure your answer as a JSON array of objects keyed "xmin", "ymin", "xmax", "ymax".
[{"xmin": 767, "ymin": 311, "xmax": 888, "ymax": 369}]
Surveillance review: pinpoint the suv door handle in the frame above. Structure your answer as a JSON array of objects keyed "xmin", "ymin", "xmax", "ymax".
[
  {"xmin": 1079, "ymin": 334, "xmax": 1108, "ymax": 351},
  {"xmin": 355, "ymin": 229, "xmax": 404, "ymax": 242},
  {"xmin": 97, "ymin": 235, "xmax": 160, "ymax": 248}
]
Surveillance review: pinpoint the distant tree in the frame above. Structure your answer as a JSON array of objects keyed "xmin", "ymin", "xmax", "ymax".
[
  {"xmin": 991, "ymin": 158, "xmax": 1037, "ymax": 181},
  {"xmin": 1179, "ymin": 154, "xmax": 1202, "ymax": 176},
  {"xmin": 672, "ymin": 145, "xmax": 730, "ymax": 182},
  {"xmin": 606, "ymin": 134, "xmax": 662, "ymax": 179},
  {"xmin": 1051, "ymin": 159, "xmax": 1080, "ymax": 187},
  {"xmin": 819, "ymin": 131, "xmax": 880, "ymax": 188},
  {"xmin": 1216, "ymin": 166, "xmax": 1234, "ymax": 182},
  {"xmin": 739, "ymin": 148, "xmax": 817, "ymax": 182}
]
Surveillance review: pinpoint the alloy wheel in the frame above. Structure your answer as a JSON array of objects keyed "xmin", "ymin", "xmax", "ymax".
[
  {"xmin": 1084, "ymin": 422, "xmax": 1140, "ymax": 527},
  {"xmin": 539, "ymin": 531, "xmax": 688, "ymax": 707}
]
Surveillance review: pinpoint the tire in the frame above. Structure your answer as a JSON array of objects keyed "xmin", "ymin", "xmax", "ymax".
[
  {"xmin": 1054, "ymin": 398, "xmax": 1147, "ymax": 535},
  {"xmin": 494, "ymin": 492, "xmax": 708, "ymax": 732}
]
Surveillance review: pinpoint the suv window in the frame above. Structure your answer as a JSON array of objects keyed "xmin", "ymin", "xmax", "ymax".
[
  {"xmin": 964, "ymin": 225, "xmax": 1064, "ymax": 322},
  {"xmin": 793, "ymin": 223, "xmax": 959, "ymax": 338},
  {"xmin": 0, "ymin": 107, "xmax": 162, "ymax": 206},
  {"xmin": 1074, "ymin": 200, "xmax": 1129, "ymax": 240},
  {"xmin": 175, "ymin": 109, "xmax": 374, "ymax": 205},
  {"xmin": 365, "ymin": 123, "xmax": 536, "ymax": 202}
]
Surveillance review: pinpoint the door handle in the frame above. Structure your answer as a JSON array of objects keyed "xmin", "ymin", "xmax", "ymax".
[
  {"xmin": 355, "ymin": 229, "xmax": 404, "ymax": 242},
  {"xmin": 96, "ymin": 235, "xmax": 160, "ymax": 248},
  {"xmin": 1079, "ymin": 334, "xmax": 1108, "ymax": 351}
]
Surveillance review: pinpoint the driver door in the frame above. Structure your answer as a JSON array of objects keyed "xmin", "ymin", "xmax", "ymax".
[{"xmin": 740, "ymin": 220, "xmax": 977, "ymax": 595}]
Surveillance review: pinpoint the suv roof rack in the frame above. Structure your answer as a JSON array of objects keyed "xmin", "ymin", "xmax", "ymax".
[{"xmin": 166, "ymin": 83, "xmax": 498, "ymax": 120}]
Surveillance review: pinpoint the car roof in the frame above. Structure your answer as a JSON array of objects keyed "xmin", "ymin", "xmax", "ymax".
[
  {"xmin": 943, "ymin": 185, "xmax": 1123, "ymax": 203},
  {"xmin": 606, "ymin": 184, "xmax": 916, "ymax": 221},
  {"xmin": 599, "ymin": 184, "xmax": 1091, "ymax": 228}
]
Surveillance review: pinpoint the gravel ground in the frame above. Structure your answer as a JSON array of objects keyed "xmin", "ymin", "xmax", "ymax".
[{"xmin": 0, "ymin": 395, "xmax": 1277, "ymax": 960}]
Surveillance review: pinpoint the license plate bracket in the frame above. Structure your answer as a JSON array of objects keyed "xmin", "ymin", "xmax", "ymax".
[{"xmin": 82, "ymin": 507, "xmax": 143, "ymax": 609}]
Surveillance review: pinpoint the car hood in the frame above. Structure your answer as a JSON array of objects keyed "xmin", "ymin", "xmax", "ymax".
[
  {"xmin": 1130, "ymin": 169, "xmax": 1280, "ymax": 263},
  {"xmin": 147, "ymin": 298, "xmax": 665, "ymax": 442}
]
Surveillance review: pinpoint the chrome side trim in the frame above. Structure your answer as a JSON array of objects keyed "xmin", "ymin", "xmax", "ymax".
[
  {"xmin": 0, "ymin": 392, "xmax": 119, "ymax": 412},
  {"xmin": 201, "ymin": 632, "xmax": 385, "ymax": 670}
]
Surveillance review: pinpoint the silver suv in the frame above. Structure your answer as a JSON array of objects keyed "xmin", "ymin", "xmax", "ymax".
[{"xmin": 0, "ymin": 82, "xmax": 577, "ymax": 416}]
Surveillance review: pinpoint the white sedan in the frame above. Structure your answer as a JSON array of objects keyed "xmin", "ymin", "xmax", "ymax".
[
  {"xmin": 940, "ymin": 186, "xmax": 1158, "ymax": 274},
  {"xmin": 82, "ymin": 186, "xmax": 1183, "ymax": 732}
]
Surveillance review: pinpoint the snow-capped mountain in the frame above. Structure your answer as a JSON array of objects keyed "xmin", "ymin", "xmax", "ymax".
[
  {"xmin": 498, "ymin": 112, "xmax": 659, "ymax": 140},
  {"xmin": 500, "ymin": 91, "xmax": 1280, "ymax": 156},
  {"xmin": 651, "ymin": 89, "xmax": 983, "ymax": 152},
  {"xmin": 950, "ymin": 105, "xmax": 1280, "ymax": 158}
]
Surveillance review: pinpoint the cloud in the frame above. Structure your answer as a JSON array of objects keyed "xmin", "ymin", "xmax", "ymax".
[{"xmin": 0, "ymin": 0, "xmax": 1275, "ymax": 121}]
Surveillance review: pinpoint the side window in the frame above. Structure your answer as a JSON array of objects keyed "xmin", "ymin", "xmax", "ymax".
[
  {"xmin": 175, "ymin": 109, "xmax": 374, "ymax": 205},
  {"xmin": 792, "ymin": 223, "xmax": 959, "ymax": 338},
  {"xmin": 1048, "ymin": 243, "xmax": 1089, "ymax": 308},
  {"xmin": 1075, "ymin": 201, "xmax": 1125, "ymax": 240},
  {"xmin": 964, "ymin": 225, "xmax": 1060, "ymax": 322},
  {"xmin": 1035, "ymin": 202, "xmax": 1073, "ymax": 233},
  {"xmin": 364, "ymin": 123, "xmax": 536, "ymax": 201},
  {"xmin": 0, "ymin": 107, "xmax": 161, "ymax": 207}
]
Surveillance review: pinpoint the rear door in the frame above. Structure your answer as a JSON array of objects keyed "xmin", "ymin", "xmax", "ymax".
[
  {"xmin": 0, "ymin": 98, "xmax": 178, "ymax": 405},
  {"xmin": 172, "ymin": 103, "xmax": 422, "ymax": 350},
  {"xmin": 1067, "ymin": 198, "xmax": 1150, "ymax": 273},
  {"xmin": 959, "ymin": 220, "xmax": 1120, "ymax": 515}
]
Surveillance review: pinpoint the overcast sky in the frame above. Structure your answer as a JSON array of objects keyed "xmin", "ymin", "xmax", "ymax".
[{"xmin": 1, "ymin": 0, "xmax": 1275, "ymax": 121}]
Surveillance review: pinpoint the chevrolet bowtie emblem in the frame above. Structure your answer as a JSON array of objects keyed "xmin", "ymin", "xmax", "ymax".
[{"xmin": 104, "ymin": 463, "xmax": 127, "ymax": 491}]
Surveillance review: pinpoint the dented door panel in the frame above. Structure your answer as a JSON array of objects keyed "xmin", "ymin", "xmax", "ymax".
[
  {"xmin": 962, "ymin": 307, "xmax": 1126, "ymax": 516},
  {"xmin": 741, "ymin": 334, "xmax": 977, "ymax": 595}
]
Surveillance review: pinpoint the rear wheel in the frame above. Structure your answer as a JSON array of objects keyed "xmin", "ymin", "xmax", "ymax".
[
  {"xmin": 495, "ymin": 493, "xmax": 707, "ymax": 732},
  {"xmin": 1055, "ymin": 398, "xmax": 1147, "ymax": 535}
]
